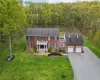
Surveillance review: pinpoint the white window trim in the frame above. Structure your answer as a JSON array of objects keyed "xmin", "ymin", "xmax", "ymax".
[
  {"xmin": 55, "ymin": 36, "xmax": 57, "ymax": 40},
  {"xmin": 28, "ymin": 36, "xmax": 31, "ymax": 40},
  {"xmin": 48, "ymin": 36, "xmax": 50, "ymax": 40}
]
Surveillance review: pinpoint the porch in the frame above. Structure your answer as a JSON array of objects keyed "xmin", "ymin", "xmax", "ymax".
[{"xmin": 36, "ymin": 40, "xmax": 48, "ymax": 53}]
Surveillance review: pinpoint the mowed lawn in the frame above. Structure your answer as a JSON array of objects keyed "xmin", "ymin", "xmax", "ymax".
[{"xmin": 0, "ymin": 52, "xmax": 73, "ymax": 80}]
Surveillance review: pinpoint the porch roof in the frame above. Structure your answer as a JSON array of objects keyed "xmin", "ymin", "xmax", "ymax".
[{"xmin": 36, "ymin": 40, "xmax": 48, "ymax": 45}]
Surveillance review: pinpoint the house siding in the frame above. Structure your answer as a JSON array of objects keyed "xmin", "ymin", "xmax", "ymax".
[{"xmin": 26, "ymin": 36, "xmax": 65, "ymax": 49}]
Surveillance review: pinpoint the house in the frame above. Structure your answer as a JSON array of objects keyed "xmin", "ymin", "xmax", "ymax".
[
  {"xmin": 26, "ymin": 28, "xmax": 84, "ymax": 53},
  {"xmin": 26, "ymin": 28, "xmax": 66, "ymax": 53},
  {"xmin": 65, "ymin": 33, "xmax": 84, "ymax": 53}
]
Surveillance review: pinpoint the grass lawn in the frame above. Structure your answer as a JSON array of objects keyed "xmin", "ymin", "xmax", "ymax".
[
  {"xmin": 0, "ymin": 37, "xmax": 73, "ymax": 80},
  {"xmin": 84, "ymin": 36, "xmax": 100, "ymax": 58}
]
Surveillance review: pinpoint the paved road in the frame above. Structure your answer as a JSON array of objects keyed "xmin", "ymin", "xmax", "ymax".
[{"xmin": 68, "ymin": 47, "xmax": 100, "ymax": 80}]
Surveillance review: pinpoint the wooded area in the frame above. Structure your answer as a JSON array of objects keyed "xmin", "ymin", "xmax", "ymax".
[{"xmin": 0, "ymin": 0, "xmax": 100, "ymax": 54}]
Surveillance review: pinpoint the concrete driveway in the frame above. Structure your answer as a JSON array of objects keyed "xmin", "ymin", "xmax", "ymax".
[{"xmin": 67, "ymin": 47, "xmax": 100, "ymax": 80}]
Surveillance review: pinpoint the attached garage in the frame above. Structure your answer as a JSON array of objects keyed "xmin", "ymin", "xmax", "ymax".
[
  {"xmin": 67, "ymin": 46, "xmax": 82, "ymax": 53},
  {"xmin": 65, "ymin": 33, "xmax": 84, "ymax": 53}
]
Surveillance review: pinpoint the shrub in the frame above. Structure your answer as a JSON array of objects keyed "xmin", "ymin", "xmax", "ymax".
[
  {"xmin": 29, "ymin": 48, "xmax": 35, "ymax": 53},
  {"xmin": 48, "ymin": 52, "xmax": 61, "ymax": 56},
  {"xmin": 51, "ymin": 48, "xmax": 55, "ymax": 52},
  {"xmin": 48, "ymin": 48, "xmax": 51, "ymax": 52},
  {"xmin": 60, "ymin": 52, "xmax": 63, "ymax": 56},
  {"xmin": 34, "ymin": 46, "xmax": 37, "ymax": 52},
  {"xmin": 48, "ymin": 47, "xmax": 55, "ymax": 52},
  {"xmin": 34, "ymin": 53, "xmax": 48, "ymax": 56},
  {"xmin": 62, "ymin": 73, "xmax": 67, "ymax": 78},
  {"xmin": 59, "ymin": 49, "xmax": 65, "ymax": 53}
]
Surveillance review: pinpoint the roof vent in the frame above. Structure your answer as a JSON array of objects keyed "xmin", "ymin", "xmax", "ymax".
[
  {"xmin": 69, "ymin": 35, "xmax": 70, "ymax": 38},
  {"xmin": 77, "ymin": 35, "xmax": 78, "ymax": 38}
]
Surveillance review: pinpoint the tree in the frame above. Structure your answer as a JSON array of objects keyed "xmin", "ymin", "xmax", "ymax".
[{"xmin": 0, "ymin": 0, "xmax": 27, "ymax": 59}]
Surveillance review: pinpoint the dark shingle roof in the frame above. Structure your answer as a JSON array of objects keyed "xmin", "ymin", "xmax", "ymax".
[
  {"xmin": 66, "ymin": 33, "xmax": 83, "ymax": 44},
  {"xmin": 26, "ymin": 28, "xmax": 59, "ymax": 37}
]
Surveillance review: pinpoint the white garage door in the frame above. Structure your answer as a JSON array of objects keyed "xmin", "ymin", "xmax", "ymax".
[
  {"xmin": 76, "ymin": 46, "xmax": 81, "ymax": 52},
  {"xmin": 68, "ymin": 46, "xmax": 74, "ymax": 53}
]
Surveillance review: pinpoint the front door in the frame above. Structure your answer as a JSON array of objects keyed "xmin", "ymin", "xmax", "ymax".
[
  {"xmin": 40, "ymin": 45, "xmax": 44, "ymax": 49},
  {"xmin": 39, "ymin": 45, "xmax": 48, "ymax": 53}
]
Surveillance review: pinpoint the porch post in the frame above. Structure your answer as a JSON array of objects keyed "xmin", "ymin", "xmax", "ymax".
[
  {"xmin": 37, "ymin": 44, "xmax": 38, "ymax": 51},
  {"xmin": 45, "ymin": 44, "xmax": 46, "ymax": 52},
  {"xmin": 46, "ymin": 44, "xmax": 47, "ymax": 52},
  {"xmin": 44, "ymin": 44, "xmax": 45, "ymax": 51},
  {"xmin": 38, "ymin": 44, "xmax": 40, "ymax": 51}
]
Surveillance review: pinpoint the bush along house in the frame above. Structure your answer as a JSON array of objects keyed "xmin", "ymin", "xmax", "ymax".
[
  {"xmin": 26, "ymin": 28, "xmax": 66, "ymax": 53},
  {"xmin": 26, "ymin": 28, "xmax": 84, "ymax": 53}
]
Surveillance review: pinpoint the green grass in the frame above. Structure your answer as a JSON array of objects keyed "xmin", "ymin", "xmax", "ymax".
[
  {"xmin": 0, "ymin": 37, "xmax": 73, "ymax": 80},
  {"xmin": 83, "ymin": 36, "xmax": 100, "ymax": 58}
]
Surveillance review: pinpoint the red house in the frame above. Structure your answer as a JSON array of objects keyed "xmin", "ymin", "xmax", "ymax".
[
  {"xmin": 26, "ymin": 28, "xmax": 84, "ymax": 53},
  {"xmin": 26, "ymin": 28, "xmax": 66, "ymax": 53}
]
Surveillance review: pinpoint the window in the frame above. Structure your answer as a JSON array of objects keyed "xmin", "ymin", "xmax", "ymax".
[
  {"xmin": 48, "ymin": 36, "xmax": 50, "ymax": 40},
  {"xmin": 57, "ymin": 37, "xmax": 59, "ymax": 40},
  {"xmin": 55, "ymin": 36, "xmax": 57, "ymax": 40},
  {"xmin": 55, "ymin": 37, "xmax": 59, "ymax": 40},
  {"xmin": 28, "ymin": 42, "xmax": 31, "ymax": 47},
  {"xmin": 40, "ymin": 37, "xmax": 44, "ymax": 40},
  {"xmin": 34, "ymin": 36, "xmax": 37, "ymax": 40},
  {"xmin": 28, "ymin": 36, "xmax": 31, "ymax": 40}
]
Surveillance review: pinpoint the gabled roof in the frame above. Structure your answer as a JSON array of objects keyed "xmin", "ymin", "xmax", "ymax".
[
  {"xmin": 26, "ymin": 28, "xmax": 59, "ymax": 37},
  {"xmin": 65, "ymin": 33, "xmax": 83, "ymax": 44}
]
